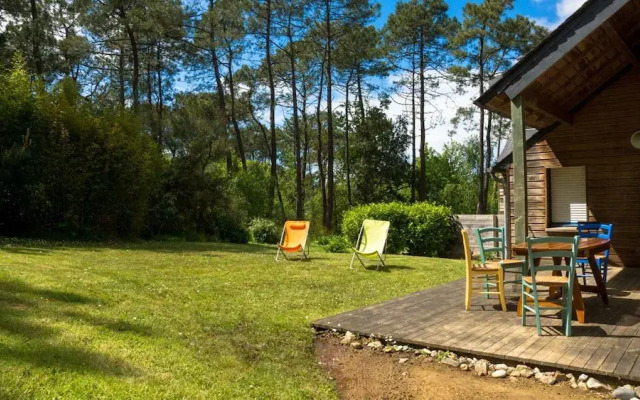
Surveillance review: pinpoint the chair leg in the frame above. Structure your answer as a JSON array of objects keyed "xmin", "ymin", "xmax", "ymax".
[
  {"xmin": 275, "ymin": 248, "xmax": 281, "ymax": 261},
  {"xmin": 521, "ymin": 285, "xmax": 526, "ymax": 326},
  {"xmin": 533, "ymin": 288, "xmax": 542, "ymax": 336},
  {"xmin": 465, "ymin": 276, "xmax": 472, "ymax": 311},
  {"xmin": 349, "ymin": 253, "xmax": 357, "ymax": 269},
  {"xmin": 498, "ymin": 271, "xmax": 507, "ymax": 312},
  {"xmin": 565, "ymin": 284, "xmax": 573, "ymax": 337},
  {"xmin": 581, "ymin": 264, "xmax": 587, "ymax": 286},
  {"xmin": 484, "ymin": 275, "xmax": 490, "ymax": 299}
]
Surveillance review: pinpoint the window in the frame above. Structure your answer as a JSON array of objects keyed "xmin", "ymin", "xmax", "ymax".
[{"xmin": 549, "ymin": 166, "xmax": 587, "ymax": 224}]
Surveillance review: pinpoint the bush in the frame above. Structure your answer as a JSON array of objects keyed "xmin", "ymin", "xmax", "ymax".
[
  {"xmin": 341, "ymin": 202, "xmax": 458, "ymax": 257},
  {"xmin": 317, "ymin": 235, "xmax": 351, "ymax": 253},
  {"xmin": 249, "ymin": 218, "xmax": 280, "ymax": 244}
]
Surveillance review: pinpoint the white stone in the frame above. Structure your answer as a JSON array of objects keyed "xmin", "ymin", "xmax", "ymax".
[
  {"xmin": 578, "ymin": 382, "xmax": 588, "ymax": 390},
  {"xmin": 586, "ymin": 377, "xmax": 609, "ymax": 392},
  {"xmin": 494, "ymin": 363, "xmax": 508, "ymax": 371},
  {"xmin": 460, "ymin": 364, "xmax": 469, "ymax": 371},
  {"xmin": 399, "ymin": 358, "xmax": 409, "ymax": 364},
  {"xmin": 367, "ymin": 340, "xmax": 383, "ymax": 349},
  {"xmin": 475, "ymin": 360, "xmax": 489, "ymax": 376},
  {"xmin": 442, "ymin": 358, "xmax": 460, "ymax": 368},
  {"xmin": 578, "ymin": 373, "xmax": 589, "ymax": 382},
  {"xmin": 612, "ymin": 386, "xmax": 637, "ymax": 400},
  {"xmin": 538, "ymin": 374, "xmax": 556, "ymax": 385},
  {"xmin": 520, "ymin": 370, "xmax": 534, "ymax": 378},
  {"xmin": 492, "ymin": 370, "xmax": 507, "ymax": 378},
  {"xmin": 350, "ymin": 342, "xmax": 363, "ymax": 350},
  {"xmin": 509, "ymin": 371, "xmax": 521, "ymax": 378}
]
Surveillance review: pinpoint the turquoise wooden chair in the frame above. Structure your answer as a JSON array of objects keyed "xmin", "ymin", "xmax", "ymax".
[
  {"xmin": 522, "ymin": 236, "xmax": 579, "ymax": 337},
  {"xmin": 576, "ymin": 223, "xmax": 612, "ymax": 285},
  {"xmin": 475, "ymin": 227, "xmax": 527, "ymax": 298}
]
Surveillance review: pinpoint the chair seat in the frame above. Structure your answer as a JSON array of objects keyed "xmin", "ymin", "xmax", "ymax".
[
  {"xmin": 278, "ymin": 244, "xmax": 303, "ymax": 252},
  {"xmin": 523, "ymin": 275, "xmax": 569, "ymax": 286},
  {"xmin": 471, "ymin": 262, "xmax": 501, "ymax": 272},
  {"xmin": 499, "ymin": 258, "xmax": 525, "ymax": 266}
]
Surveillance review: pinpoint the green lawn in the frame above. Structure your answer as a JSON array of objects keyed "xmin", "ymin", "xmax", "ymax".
[{"xmin": 0, "ymin": 239, "xmax": 464, "ymax": 399}]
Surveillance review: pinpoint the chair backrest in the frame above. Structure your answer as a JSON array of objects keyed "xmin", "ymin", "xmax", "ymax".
[
  {"xmin": 475, "ymin": 226, "xmax": 506, "ymax": 262},
  {"xmin": 357, "ymin": 219, "xmax": 390, "ymax": 255},
  {"xmin": 527, "ymin": 236, "xmax": 579, "ymax": 288},
  {"xmin": 577, "ymin": 222, "xmax": 612, "ymax": 260},
  {"xmin": 462, "ymin": 229, "xmax": 474, "ymax": 275},
  {"xmin": 281, "ymin": 221, "xmax": 310, "ymax": 247}
]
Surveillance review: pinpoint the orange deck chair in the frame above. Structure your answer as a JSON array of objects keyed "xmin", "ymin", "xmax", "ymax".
[{"xmin": 276, "ymin": 221, "xmax": 311, "ymax": 261}]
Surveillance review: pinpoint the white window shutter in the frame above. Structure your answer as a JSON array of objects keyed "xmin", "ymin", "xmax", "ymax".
[{"xmin": 550, "ymin": 166, "xmax": 587, "ymax": 223}]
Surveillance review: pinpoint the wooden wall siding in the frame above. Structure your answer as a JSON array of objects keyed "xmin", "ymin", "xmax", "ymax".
[{"xmin": 504, "ymin": 68, "xmax": 640, "ymax": 267}]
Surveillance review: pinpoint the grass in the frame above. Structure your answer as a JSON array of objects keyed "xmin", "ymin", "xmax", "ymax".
[{"xmin": 0, "ymin": 239, "xmax": 464, "ymax": 399}]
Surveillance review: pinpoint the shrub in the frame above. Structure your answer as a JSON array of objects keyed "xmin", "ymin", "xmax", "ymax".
[
  {"xmin": 249, "ymin": 218, "xmax": 280, "ymax": 244},
  {"xmin": 341, "ymin": 202, "xmax": 458, "ymax": 257},
  {"xmin": 317, "ymin": 235, "xmax": 351, "ymax": 253}
]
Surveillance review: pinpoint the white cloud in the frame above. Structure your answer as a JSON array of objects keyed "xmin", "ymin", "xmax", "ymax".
[
  {"xmin": 528, "ymin": 0, "xmax": 587, "ymax": 31},
  {"xmin": 556, "ymin": 0, "xmax": 587, "ymax": 20}
]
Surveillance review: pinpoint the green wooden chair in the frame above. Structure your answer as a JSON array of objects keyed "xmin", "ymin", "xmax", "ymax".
[
  {"xmin": 475, "ymin": 227, "xmax": 527, "ymax": 298},
  {"xmin": 522, "ymin": 236, "xmax": 579, "ymax": 337}
]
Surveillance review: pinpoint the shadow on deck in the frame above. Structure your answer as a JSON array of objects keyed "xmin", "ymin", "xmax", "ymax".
[{"xmin": 312, "ymin": 266, "xmax": 640, "ymax": 382}]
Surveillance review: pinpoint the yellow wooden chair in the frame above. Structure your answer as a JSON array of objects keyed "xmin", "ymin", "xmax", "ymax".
[{"xmin": 462, "ymin": 229, "xmax": 507, "ymax": 312}]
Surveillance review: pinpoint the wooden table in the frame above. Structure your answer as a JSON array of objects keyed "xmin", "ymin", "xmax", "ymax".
[{"xmin": 512, "ymin": 238, "xmax": 610, "ymax": 323}]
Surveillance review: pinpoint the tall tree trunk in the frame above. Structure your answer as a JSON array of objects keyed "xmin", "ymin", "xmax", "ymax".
[
  {"xmin": 265, "ymin": 0, "xmax": 284, "ymax": 219},
  {"xmin": 29, "ymin": 0, "xmax": 43, "ymax": 76},
  {"xmin": 356, "ymin": 65, "xmax": 365, "ymax": 121},
  {"xmin": 287, "ymin": 17, "xmax": 303, "ymax": 220},
  {"xmin": 124, "ymin": 23, "xmax": 139, "ymax": 112},
  {"xmin": 118, "ymin": 46, "xmax": 125, "ymax": 108},
  {"xmin": 301, "ymin": 83, "xmax": 310, "ymax": 180},
  {"xmin": 207, "ymin": 2, "xmax": 231, "ymax": 176},
  {"xmin": 411, "ymin": 47, "xmax": 417, "ymax": 203},
  {"xmin": 477, "ymin": 36, "xmax": 487, "ymax": 214},
  {"xmin": 345, "ymin": 72, "xmax": 352, "ymax": 206},
  {"xmin": 156, "ymin": 45, "xmax": 164, "ymax": 145},
  {"xmin": 316, "ymin": 58, "xmax": 327, "ymax": 228},
  {"xmin": 324, "ymin": 0, "xmax": 334, "ymax": 230},
  {"xmin": 418, "ymin": 28, "xmax": 426, "ymax": 202},
  {"xmin": 227, "ymin": 45, "xmax": 247, "ymax": 170}
]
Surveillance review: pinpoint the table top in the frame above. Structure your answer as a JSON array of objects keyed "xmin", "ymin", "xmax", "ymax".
[{"xmin": 512, "ymin": 238, "xmax": 610, "ymax": 255}]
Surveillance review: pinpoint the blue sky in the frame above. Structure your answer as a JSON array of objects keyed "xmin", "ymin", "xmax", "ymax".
[{"xmin": 375, "ymin": 0, "xmax": 586, "ymax": 31}]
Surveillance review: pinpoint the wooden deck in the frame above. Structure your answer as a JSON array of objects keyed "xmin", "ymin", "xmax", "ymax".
[{"xmin": 312, "ymin": 267, "xmax": 640, "ymax": 382}]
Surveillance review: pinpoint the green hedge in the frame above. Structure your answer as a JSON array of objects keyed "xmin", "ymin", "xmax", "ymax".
[{"xmin": 341, "ymin": 202, "xmax": 458, "ymax": 257}]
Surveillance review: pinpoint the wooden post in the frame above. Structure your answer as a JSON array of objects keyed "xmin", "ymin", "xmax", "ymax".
[{"xmin": 511, "ymin": 96, "xmax": 528, "ymax": 244}]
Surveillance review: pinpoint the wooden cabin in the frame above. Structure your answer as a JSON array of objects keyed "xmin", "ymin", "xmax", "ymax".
[{"xmin": 476, "ymin": 0, "xmax": 640, "ymax": 267}]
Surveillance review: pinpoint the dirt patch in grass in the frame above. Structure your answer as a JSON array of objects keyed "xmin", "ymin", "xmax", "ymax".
[{"xmin": 315, "ymin": 334, "xmax": 604, "ymax": 400}]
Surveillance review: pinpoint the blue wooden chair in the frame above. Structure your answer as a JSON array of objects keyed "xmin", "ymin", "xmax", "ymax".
[
  {"xmin": 475, "ymin": 227, "xmax": 527, "ymax": 298},
  {"xmin": 522, "ymin": 236, "xmax": 579, "ymax": 336},
  {"xmin": 576, "ymin": 223, "xmax": 613, "ymax": 285}
]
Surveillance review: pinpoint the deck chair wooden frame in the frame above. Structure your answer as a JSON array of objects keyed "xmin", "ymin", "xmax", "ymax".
[
  {"xmin": 275, "ymin": 221, "xmax": 310, "ymax": 261},
  {"xmin": 349, "ymin": 219, "xmax": 390, "ymax": 270}
]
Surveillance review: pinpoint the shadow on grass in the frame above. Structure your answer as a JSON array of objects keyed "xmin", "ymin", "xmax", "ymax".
[
  {"xmin": 0, "ymin": 342, "xmax": 140, "ymax": 376},
  {"xmin": 0, "ymin": 279, "xmax": 97, "ymax": 304},
  {"xmin": 360, "ymin": 264, "xmax": 414, "ymax": 273},
  {"xmin": 0, "ymin": 239, "xmax": 274, "ymax": 256},
  {"xmin": 63, "ymin": 311, "xmax": 154, "ymax": 337},
  {"xmin": 0, "ymin": 277, "xmax": 140, "ymax": 376}
]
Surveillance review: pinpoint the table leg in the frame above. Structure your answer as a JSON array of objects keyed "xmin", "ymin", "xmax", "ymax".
[
  {"xmin": 572, "ymin": 274, "xmax": 585, "ymax": 323},
  {"xmin": 588, "ymin": 254, "xmax": 609, "ymax": 306}
]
